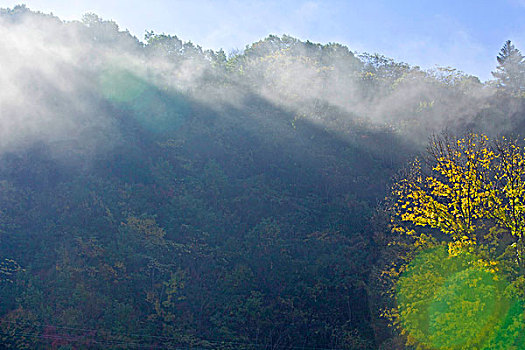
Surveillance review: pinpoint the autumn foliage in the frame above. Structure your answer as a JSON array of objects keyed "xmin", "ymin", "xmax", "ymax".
[{"xmin": 390, "ymin": 133, "xmax": 525, "ymax": 348}]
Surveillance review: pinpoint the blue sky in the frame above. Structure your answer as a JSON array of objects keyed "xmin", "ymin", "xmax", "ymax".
[{"xmin": 2, "ymin": 0, "xmax": 525, "ymax": 81}]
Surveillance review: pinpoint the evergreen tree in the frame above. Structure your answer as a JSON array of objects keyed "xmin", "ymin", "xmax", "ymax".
[{"xmin": 492, "ymin": 40, "xmax": 525, "ymax": 95}]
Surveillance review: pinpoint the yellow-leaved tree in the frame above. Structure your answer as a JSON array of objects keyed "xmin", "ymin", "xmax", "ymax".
[
  {"xmin": 491, "ymin": 138, "xmax": 525, "ymax": 272},
  {"xmin": 392, "ymin": 133, "xmax": 495, "ymax": 254},
  {"xmin": 388, "ymin": 133, "xmax": 525, "ymax": 349}
]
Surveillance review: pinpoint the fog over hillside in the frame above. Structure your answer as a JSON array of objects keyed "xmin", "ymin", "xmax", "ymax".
[{"xmin": 0, "ymin": 5, "xmax": 518, "ymax": 158}]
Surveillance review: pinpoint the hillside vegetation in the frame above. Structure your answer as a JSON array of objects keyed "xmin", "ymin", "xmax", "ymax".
[{"xmin": 0, "ymin": 5, "xmax": 524, "ymax": 349}]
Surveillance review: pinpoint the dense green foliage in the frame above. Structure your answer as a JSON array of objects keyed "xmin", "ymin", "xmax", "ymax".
[{"xmin": 0, "ymin": 5, "xmax": 525, "ymax": 349}]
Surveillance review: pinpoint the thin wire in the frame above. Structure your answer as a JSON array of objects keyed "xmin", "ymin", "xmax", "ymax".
[
  {"xmin": 1, "ymin": 319, "xmax": 176, "ymax": 342},
  {"xmin": 0, "ymin": 319, "xmax": 346, "ymax": 350},
  {"xmin": 0, "ymin": 328, "xmax": 172, "ymax": 349}
]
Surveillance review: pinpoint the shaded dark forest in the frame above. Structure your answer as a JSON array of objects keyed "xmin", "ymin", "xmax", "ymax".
[{"xmin": 0, "ymin": 5, "xmax": 524, "ymax": 349}]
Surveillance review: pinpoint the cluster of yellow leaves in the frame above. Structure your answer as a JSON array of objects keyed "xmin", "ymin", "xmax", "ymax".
[
  {"xmin": 0, "ymin": 258, "xmax": 23, "ymax": 283},
  {"xmin": 490, "ymin": 139, "xmax": 525, "ymax": 268},
  {"xmin": 394, "ymin": 135, "xmax": 494, "ymax": 242},
  {"xmin": 393, "ymin": 134, "xmax": 525, "ymax": 267}
]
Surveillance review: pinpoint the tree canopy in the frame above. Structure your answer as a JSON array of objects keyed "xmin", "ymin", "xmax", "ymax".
[{"xmin": 389, "ymin": 133, "xmax": 525, "ymax": 348}]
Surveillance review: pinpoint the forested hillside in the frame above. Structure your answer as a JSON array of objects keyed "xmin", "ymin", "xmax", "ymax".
[{"xmin": 0, "ymin": 5, "xmax": 524, "ymax": 349}]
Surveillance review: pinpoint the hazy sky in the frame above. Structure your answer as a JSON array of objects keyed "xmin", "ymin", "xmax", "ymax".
[{"xmin": 2, "ymin": 0, "xmax": 525, "ymax": 81}]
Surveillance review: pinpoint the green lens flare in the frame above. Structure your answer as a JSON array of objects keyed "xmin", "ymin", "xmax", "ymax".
[
  {"xmin": 99, "ymin": 67, "xmax": 189, "ymax": 133},
  {"xmin": 428, "ymin": 267, "xmax": 501, "ymax": 348},
  {"xmin": 99, "ymin": 68, "xmax": 147, "ymax": 104},
  {"xmin": 397, "ymin": 246, "xmax": 524, "ymax": 349}
]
